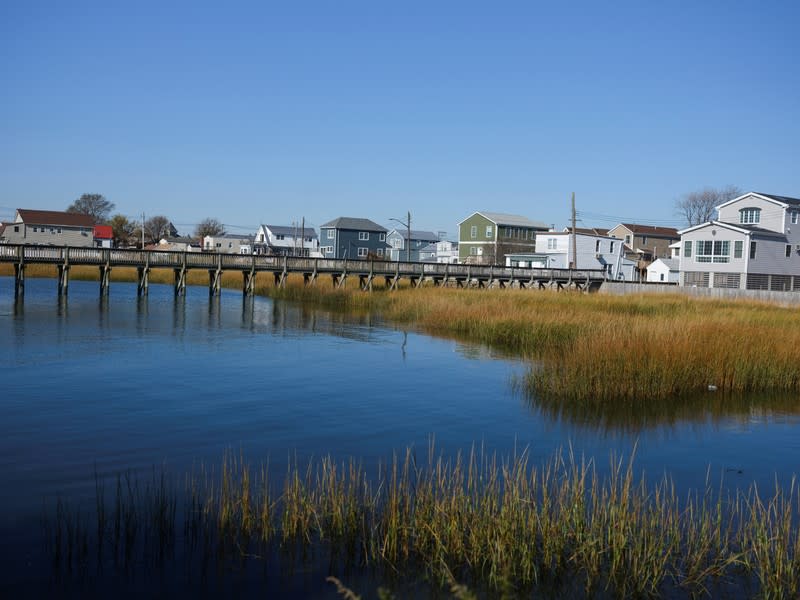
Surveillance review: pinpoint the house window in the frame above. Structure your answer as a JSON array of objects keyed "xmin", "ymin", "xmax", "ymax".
[
  {"xmin": 734, "ymin": 240, "xmax": 743, "ymax": 258},
  {"xmin": 749, "ymin": 241, "xmax": 757, "ymax": 259},
  {"xmin": 216, "ymin": 243, "xmax": 221, "ymax": 248},
  {"xmin": 695, "ymin": 240, "xmax": 730, "ymax": 263},
  {"xmin": 547, "ymin": 238, "xmax": 557, "ymax": 250},
  {"xmin": 357, "ymin": 247, "xmax": 368, "ymax": 257},
  {"xmin": 57, "ymin": 228, "xmax": 62, "ymax": 234},
  {"xmin": 358, "ymin": 232, "xmax": 369, "ymax": 241},
  {"xmin": 14, "ymin": 225, "xmax": 19, "ymax": 232},
  {"xmin": 660, "ymin": 274, "xmax": 665, "ymax": 282},
  {"xmin": 610, "ymin": 241, "xmax": 615, "ymax": 253},
  {"xmin": 470, "ymin": 247, "xmax": 478, "ymax": 255},
  {"xmin": 595, "ymin": 240, "xmax": 600, "ymax": 252},
  {"xmin": 642, "ymin": 236, "xmax": 648, "ymax": 245},
  {"xmin": 276, "ymin": 234, "xmax": 284, "ymax": 240},
  {"xmin": 485, "ymin": 225, "xmax": 492, "ymax": 238},
  {"xmin": 505, "ymin": 227, "xmax": 512, "ymax": 238},
  {"xmin": 228, "ymin": 242, "xmax": 233, "ymax": 248},
  {"xmin": 470, "ymin": 225, "xmax": 477, "ymax": 239},
  {"xmin": 322, "ymin": 246, "xmax": 333, "ymax": 253},
  {"xmin": 684, "ymin": 240, "xmax": 692, "ymax": 258},
  {"xmin": 624, "ymin": 234, "xmax": 631, "ymax": 244},
  {"xmin": 792, "ymin": 210, "xmax": 799, "ymax": 225},
  {"xmin": 327, "ymin": 230, "xmax": 334, "ymax": 239},
  {"xmin": 377, "ymin": 248, "xmax": 384, "ymax": 257},
  {"xmin": 740, "ymin": 208, "xmax": 761, "ymax": 224},
  {"xmin": 33, "ymin": 226, "xmax": 38, "ymax": 232},
  {"xmin": 787, "ymin": 245, "xmax": 792, "ymax": 258},
  {"xmin": 379, "ymin": 233, "xmax": 385, "ymax": 241}
]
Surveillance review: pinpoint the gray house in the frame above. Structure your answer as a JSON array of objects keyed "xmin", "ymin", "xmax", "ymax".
[
  {"xmin": 319, "ymin": 217, "xmax": 389, "ymax": 259},
  {"xmin": 678, "ymin": 191, "xmax": 800, "ymax": 290},
  {"xmin": 385, "ymin": 229, "xmax": 439, "ymax": 262},
  {"xmin": 0, "ymin": 208, "xmax": 96, "ymax": 247}
]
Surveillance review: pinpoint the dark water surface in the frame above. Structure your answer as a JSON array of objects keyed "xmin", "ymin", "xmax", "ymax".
[{"xmin": 1, "ymin": 278, "xmax": 799, "ymax": 597}]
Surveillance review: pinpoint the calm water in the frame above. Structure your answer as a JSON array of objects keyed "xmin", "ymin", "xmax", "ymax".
[{"xmin": 2, "ymin": 277, "xmax": 799, "ymax": 597}]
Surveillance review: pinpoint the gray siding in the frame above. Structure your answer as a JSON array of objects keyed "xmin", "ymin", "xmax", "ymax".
[{"xmin": 2, "ymin": 224, "xmax": 93, "ymax": 247}]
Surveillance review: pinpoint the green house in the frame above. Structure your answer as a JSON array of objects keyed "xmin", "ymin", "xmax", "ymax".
[{"xmin": 458, "ymin": 212, "xmax": 549, "ymax": 264}]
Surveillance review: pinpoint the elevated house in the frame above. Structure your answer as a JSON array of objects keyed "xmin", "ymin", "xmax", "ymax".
[
  {"xmin": 678, "ymin": 191, "xmax": 800, "ymax": 290},
  {"xmin": 385, "ymin": 229, "xmax": 439, "ymax": 262},
  {"xmin": 533, "ymin": 228, "xmax": 634, "ymax": 280},
  {"xmin": 458, "ymin": 212, "xmax": 549, "ymax": 265},
  {"xmin": 253, "ymin": 224, "xmax": 321, "ymax": 257},
  {"xmin": 155, "ymin": 236, "xmax": 201, "ymax": 252},
  {"xmin": 0, "ymin": 209, "xmax": 96, "ymax": 247},
  {"xmin": 607, "ymin": 223, "xmax": 680, "ymax": 280},
  {"xmin": 418, "ymin": 240, "xmax": 459, "ymax": 264},
  {"xmin": 319, "ymin": 217, "xmax": 389, "ymax": 259}
]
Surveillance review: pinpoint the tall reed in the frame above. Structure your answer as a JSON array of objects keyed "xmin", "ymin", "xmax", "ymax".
[{"xmin": 44, "ymin": 446, "xmax": 800, "ymax": 598}]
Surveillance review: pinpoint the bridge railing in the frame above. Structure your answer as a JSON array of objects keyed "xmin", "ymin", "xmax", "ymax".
[{"xmin": 0, "ymin": 244, "xmax": 608, "ymax": 282}]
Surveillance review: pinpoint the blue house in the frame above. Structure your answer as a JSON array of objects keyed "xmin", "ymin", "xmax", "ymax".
[
  {"xmin": 319, "ymin": 217, "xmax": 390, "ymax": 259},
  {"xmin": 385, "ymin": 229, "xmax": 440, "ymax": 262}
]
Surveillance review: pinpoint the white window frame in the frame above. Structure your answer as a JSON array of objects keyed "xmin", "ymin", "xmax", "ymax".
[
  {"xmin": 734, "ymin": 240, "xmax": 743, "ymax": 259},
  {"xmin": 740, "ymin": 208, "xmax": 761, "ymax": 224},
  {"xmin": 358, "ymin": 231, "xmax": 369, "ymax": 241},
  {"xmin": 327, "ymin": 229, "xmax": 334, "ymax": 239},
  {"xmin": 470, "ymin": 225, "xmax": 477, "ymax": 239},
  {"xmin": 547, "ymin": 238, "xmax": 557, "ymax": 250},
  {"xmin": 379, "ymin": 233, "xmax": 386, "ymax": 241},
  {"xmin": 485, "ymin": 225, "xmax": 492, "ymax": 238},
  {"xmin": 357, "ymin": 247, "xmax": 368, "ymax": 258},
  {"xmin": 695, "ymin": 240, "xmax": 730, "ymax": 263}
]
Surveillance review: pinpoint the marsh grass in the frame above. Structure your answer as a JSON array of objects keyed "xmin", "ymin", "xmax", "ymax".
[{"xmin": 45, "ymin": 446, "xmax": 800, "ymax": 598}]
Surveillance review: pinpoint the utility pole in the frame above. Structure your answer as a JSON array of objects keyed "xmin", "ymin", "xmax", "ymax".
[
  {"xmin": 406, "ymin": 210, "xmax": 411, "ymax": 262},
  {"xmin": 141, "ymin": 212, "xmax": 145, "ymax": 250},
  {"xmin": 570, "ymin": 192, "xmax": 577, "ymax": 269},
  {"xmin": 301, "ymin": 217, "xmax": 305, "ymax": 257}
]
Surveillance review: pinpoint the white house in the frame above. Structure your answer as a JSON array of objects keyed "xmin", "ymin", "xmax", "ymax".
[
  {"xmin": 534, "ymin": 229, "xmax": 631, "ymax": 279},
  {"xmin": 646, "ymin": 258, "xmax": 680, "ymax": 283},
  {"xmin": 253, "ymin": 224, "xmax": 321, "ymax": 257},
  {"xmin": 203, "ymin": 234, "xmax": 253, "ymax": 254},
  {"xmin": 678, "ymin": 192, "xmax": 800, "ymax": 290}
]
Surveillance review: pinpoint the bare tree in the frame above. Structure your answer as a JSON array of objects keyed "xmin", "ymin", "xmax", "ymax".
[
  {"xmin": 142, "ymin": 215, "xmax": 171, "ymax": 245},
  {"xmin": 108, "ymin": 214, "xmax": 136, "ymax": 247},
  {"xmin": 66, "ymin": 193, "xmax": 115, "ymax": 224},
  {"xmin": 676, "ymin": 185, "xmax": 742, "ymax": 227},
  {"xmin": 195, "ymin": 218, "xmax": 226, "ymax": 238}
]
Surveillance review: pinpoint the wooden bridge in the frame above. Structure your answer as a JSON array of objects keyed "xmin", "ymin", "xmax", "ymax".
[{"xmin": 0, "ymin": 244, "xmax": 607, "ymax": 297}]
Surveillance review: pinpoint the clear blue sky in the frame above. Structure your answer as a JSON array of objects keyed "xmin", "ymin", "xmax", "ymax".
[{"xmin": 2, "ymin": 0, "xmax": 798, "ymax": 237}]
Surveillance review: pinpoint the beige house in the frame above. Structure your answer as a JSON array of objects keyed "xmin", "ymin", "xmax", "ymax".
[{"xmin": 0, "ymin": 209, "xmax": 96, "ymax": 247}]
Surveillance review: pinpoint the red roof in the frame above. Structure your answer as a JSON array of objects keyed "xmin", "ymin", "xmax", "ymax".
[
  {"xmin": 94, "ymin": 225, "xmax": 113, "ymax": 239},
  {"xmin": 17, "ymin": 209, "xmax": 95, "ymax": 227}
]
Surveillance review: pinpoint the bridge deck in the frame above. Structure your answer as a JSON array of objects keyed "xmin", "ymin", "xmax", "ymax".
[{"xmin": 1, "ymin": 244, "xmax": 607, "ymax": 297}]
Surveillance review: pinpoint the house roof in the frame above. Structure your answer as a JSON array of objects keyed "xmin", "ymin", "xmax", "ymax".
[
  {"xmin": 678, "ymin": 220, "xmax": 788, "ymax": 240},
  {"xmin": 650, "ymin": 258, "xmax": 680, "ymax": 271},
  {"xmin": 755, "ymin": 192, "xmax": 800, "ymax": 206},
  {"xmin": 388, "ymin": 229, "xmax": 439, "ymax": 241},
  {"xmin": 418, "ymin": 242, "xmax": 438, "ymax": 252},
  {"xmin": 615, "ymin": 223, "xmax": 680, "ymax": 238},
  {"xmin": 17, "ymin": 209, "xmax": 95, "ymax": 227},
  {"xmin": 93, "ymin": 225, "xmax": 113, "ymax": 239},
  {"xmin": 463, "ymin": 211, "xmax": 549, "ymax": 229},
  {"xmin": 564, "ymin": 226, "xmax": 610, "ymax": 236},
  {"xmin": 320, "ymin": 217, "xmax": 387, "ymax": 232},
  {"xmin": 263, "ymin": 224, "xmax": 319, "ymax": 239}
]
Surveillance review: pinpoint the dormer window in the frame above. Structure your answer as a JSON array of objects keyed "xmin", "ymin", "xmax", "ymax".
[{"xmin": 740, "ymin": 208, "xmax": 761, "ymax": 224}]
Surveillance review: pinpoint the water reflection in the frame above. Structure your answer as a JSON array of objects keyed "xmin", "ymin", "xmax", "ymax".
[{"xmin": 525, "ymin": 388, "xmax": 800, "ymax": 435}]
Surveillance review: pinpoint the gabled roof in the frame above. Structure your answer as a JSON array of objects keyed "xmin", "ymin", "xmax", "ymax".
[
  {"xmin": 320, "ymin": 217, "xmax": 387, "ymax": 232},
  {"xmin": 388, "ymin": 228, "xmax": 439, "ymax": 241},
  {"xmin": 716, "ymin": 191, "xmax": 800, "ymax": 211},
  {"xmin": 613, "ymin": 223, "xmax": 679, "ymax": 238},
  {"xmin": 262, "ymin": 224, "xmax": 319, "ymax": 239},
  {"xmin": 650, "ymin": 258, "xmax": 679, "ymax": 271},
  {"xmin": 678, "ymin": 220, "xmax": 787, "ymax": 240},
  {"xmin": 461, "ymin": 211, "xmax": 549, "ymax": 229},
  {"xmin": 17, "ymin": 209, "xmax": 95, "ymax": 227}
]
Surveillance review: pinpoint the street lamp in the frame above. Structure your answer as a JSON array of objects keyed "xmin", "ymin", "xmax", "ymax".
[{"xmin": 389, "ymin": 211, "xmax": 411, "ymax": 262}]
